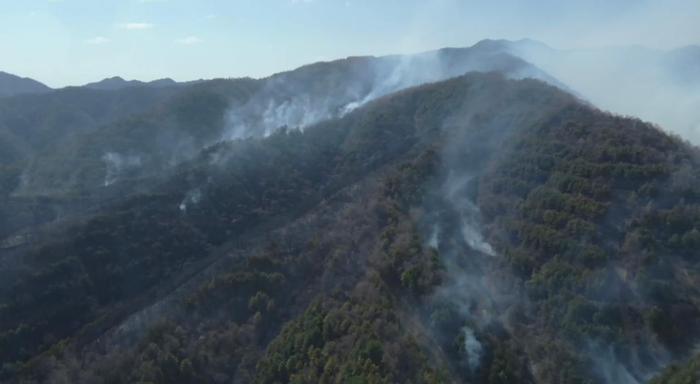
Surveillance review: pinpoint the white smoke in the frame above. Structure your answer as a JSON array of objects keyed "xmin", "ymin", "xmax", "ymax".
[
  {"xmin": 178, "ymin": 188, "xmax": 202, "ymax": 212},
  {"xmin": 223, "ymin": 44, "xmax": 558, "ymax": 141},
  {"xmin": 589, "ymin": 345, "xmax": 642, "ymax": 384},
  {"xmin": 423, "ymin": 170, "xmax": 510, "ymax": 377},
  {"xmin": 427, "ymin": 224, "xmax": 440, "ymax": 250},
  {"xmin": 445, "ymin": 172, "xmax": 495, "ymax": 256},
  {"xmin": 102, "ymin": 152, "xmax": 142, "ymax": 186},
  {"xmin": 584, "ymin": 339, "xmax": 671, "ymax": 384},
  {"xmin": 462, "ymin": 326, "xmax": 484, "ymax": 372},
  {"xmin": 341, "ymin": 52, "xmax": 448, "ymax": 114},
  {"xmin": 460, "ymin": 211, "xmax": 495, "ymax": 256},
  {"xmin": 506, "ymin": 40, "xmax": 700, "ymax": 143},
  {"xmin": 225, "ymin": 95, "xmax": 337, "ymax": 140}
]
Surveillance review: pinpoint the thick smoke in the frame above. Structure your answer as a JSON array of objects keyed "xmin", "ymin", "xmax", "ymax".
[
  {"xmin": 339, "ymin": 52, "xmax": 453, "ymax": 114},
  {"xmin": 102, "ymin": 152, "xmax": 142, "ymax": 186},
  {"xmin": 505, "ymin": 39, "xmax": 700, "ymax": 143},
  {"xmin": 223, "ymin": 44, "xmax": 558, "ymax": 141}
]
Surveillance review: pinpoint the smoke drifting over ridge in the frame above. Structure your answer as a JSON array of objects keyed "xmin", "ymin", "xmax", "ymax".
[
  {"xmin": 222, "ymin": 44, "xmax": 558, "ymax": 141},
  {"xmin": 21, "ymin": 39, "xmax": 698, "ymax": 198},
  {"xmin": 503, "ymin": 39, "xmax": 700, "ymax": 143},
  {"xmin": 221, "ymin": 37, "xmax": 700, "ymax": 149}
]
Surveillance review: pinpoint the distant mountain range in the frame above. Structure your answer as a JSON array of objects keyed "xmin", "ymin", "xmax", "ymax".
[
  {"xmin": 0, "ymin": 73, "xmax": 198, "ymax": 97},
  {"xmin": 82, "ymin": 76, "xmax": 181, "ymax": 91}
]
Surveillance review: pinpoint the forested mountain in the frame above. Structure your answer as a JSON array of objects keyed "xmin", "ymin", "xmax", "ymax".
[
  {"xmin": 0, "ymin": 42, "xmax": 549, "ymax": 199},
  {"xmin": 2, "ymin": 40, "xmax": 700, "ymax": 384},
  {"xmin": 0, "ymin": 72, "xmax": 51, "ymax": 98},
  {"xmin": 0, "ymin": 41, "xmax": 551, "ymax": 249}
]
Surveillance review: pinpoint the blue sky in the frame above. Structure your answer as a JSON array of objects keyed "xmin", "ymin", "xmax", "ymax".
[{"xmin": 1, "ymin": 0, "xmax": 698, "ymax": 87}]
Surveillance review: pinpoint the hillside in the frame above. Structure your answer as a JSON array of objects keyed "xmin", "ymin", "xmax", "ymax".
[
  {"xmin": 0, "ymin": 42, "xmax": 551, "ymax": 195},
  {"xmin": 83, "ymin": 77, "xmax": 181, "ymax": 91},
  {"xmin": 0, "ymin": 72, "xmax": 51, "ymax": 98},
  {"xmin": 0, "ymin": 41, "xmax": 551, "ymax": 252},
  {"xmin": 1, "ymin": 68, "xmax": 699, "ymax": 383}
]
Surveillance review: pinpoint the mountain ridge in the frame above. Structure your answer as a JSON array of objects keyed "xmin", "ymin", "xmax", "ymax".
[
  {"xmin": 0, "ymin": 40, "xmax": 554, "ymax": 202},
  {"xmin": 0, "ymin": 71, "xmax": 52, "ymax": 97},
  {"xmin": 2, "ymin": 40, "xmax": 700, "ymax": 383},
  {"xmin": 82, "ymin": 76, "xmax": 180, "ymax": 91},
  {"xmin": 4, "ymin": 70, "xmax": 700, "ymax": 383}
]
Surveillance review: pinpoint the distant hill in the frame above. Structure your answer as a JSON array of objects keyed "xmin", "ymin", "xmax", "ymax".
[
  {"xmin": 0, "ymin": 71, "xmax": 51, "ymax": 97},
  {"xmin": 83, "ymin": 76, "xmax": 180, "ymax": 90}
]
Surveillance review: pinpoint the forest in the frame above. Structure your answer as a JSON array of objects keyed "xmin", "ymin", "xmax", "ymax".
[{"xmin": 1, "ymin": 66, "xmax": 700, "ymax": 383}]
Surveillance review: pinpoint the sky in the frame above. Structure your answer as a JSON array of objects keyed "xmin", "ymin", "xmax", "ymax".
[{"xmin": 0, "ymin": 0, "xmax": 698, "ymax": 88}]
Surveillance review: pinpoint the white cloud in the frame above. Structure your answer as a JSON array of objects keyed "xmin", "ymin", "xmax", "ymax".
[
  {"xmin": 118, "ymin": 22, "xmax": 154, "ymax": 30},
  {"xmin": 175, "ymin": 36, "xmax": 203, "ymax": 45},
  {"xmin": 86, "ymin": 36, "xmax": 110, "ymax": 45}
]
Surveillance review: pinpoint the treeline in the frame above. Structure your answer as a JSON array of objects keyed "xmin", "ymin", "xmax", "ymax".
[{"xmin": 480, "ymin": 105, "xmax": 700, "ymax": 382}]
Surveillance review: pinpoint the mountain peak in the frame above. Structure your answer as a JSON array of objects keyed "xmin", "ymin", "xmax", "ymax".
[
  {"xmin": 470, "ymin": 38, "xmax": 553, "ymax": 54},
  {"xmin": 83, "ymin": 76, "xmax": 179, "ymax": 91},
  {"xmin": 0, "ymin": 71, "xmax": 52, "ymax": 97},
  {"xmin": 83, "ymin": 76, "xmax": 140, "ymax": 90},
  {"xmin": 471, "ymin": 38, "xmax": 512, "ymax": 52}
]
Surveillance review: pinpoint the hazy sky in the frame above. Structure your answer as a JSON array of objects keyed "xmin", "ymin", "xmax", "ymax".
[{"xmin": 1, "ymin": 0, "xmax": 698, "ymax": 87}]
